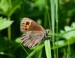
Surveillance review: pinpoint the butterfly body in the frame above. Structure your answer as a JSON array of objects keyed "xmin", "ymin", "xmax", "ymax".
[{"xmin": 20, "ymin": 18, "xmax": 46, "ymax": 48}]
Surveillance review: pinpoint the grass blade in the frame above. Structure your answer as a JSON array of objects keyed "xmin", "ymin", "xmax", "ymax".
[{"xmin": 45, "ymin": 39, "xmax": 51, "ymax": 58}]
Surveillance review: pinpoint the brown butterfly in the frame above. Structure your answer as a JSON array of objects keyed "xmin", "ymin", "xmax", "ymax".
[{"xmin": 20, "ymin": 17, "xmax": 46, "ymax": 48}]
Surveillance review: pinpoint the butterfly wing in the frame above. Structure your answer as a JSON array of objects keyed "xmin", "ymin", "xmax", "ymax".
[
  {"xmin": 20, "ymin": 18, "xmax": 46, "ymax": 48},
  {"xmin": 21, "ymin": 31, "xmax": 45, "ymax": 48}
]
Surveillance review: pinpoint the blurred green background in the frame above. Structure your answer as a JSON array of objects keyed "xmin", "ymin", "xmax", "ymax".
[{"xmin": 0, "ymin": 0, "xmax": 75, "ymax": 58}]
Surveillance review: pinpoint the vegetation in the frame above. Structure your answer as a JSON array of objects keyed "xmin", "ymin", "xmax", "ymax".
[{"xmin": 0, "ymin": 0, "xmax": 75, "ymax": 58}]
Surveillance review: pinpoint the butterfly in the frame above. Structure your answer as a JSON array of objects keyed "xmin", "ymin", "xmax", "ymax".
[{"xmin": 20, "ymin": 17, "xmax": 47, "ymax": 48}]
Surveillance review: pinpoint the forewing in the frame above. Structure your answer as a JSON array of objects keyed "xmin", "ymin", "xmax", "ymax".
[{"xmin": 21, "ymin": 31, "xmax": 45, "ymax": 48}]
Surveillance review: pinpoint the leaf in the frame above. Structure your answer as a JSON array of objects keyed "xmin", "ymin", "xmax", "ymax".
[
  {"xmin": 71, "ymin": 22, "xmax": 75, "ymax": 28},
  {"xmin": 64, "ymin": 26, "xmax": 71, "ymax": 31},
  {"xmin": 61, "ymin": 29, "xmax": 75, "ymax": 40},
  {"xmin": 60, "ymin": 22, "xmax": 75, "ymax": 40},
  {"xmin": 0, "ymin": 17, "xmax": 13, "ymax": 31},
  {"xmin": 56, "ymin": 22, "xmax": 75, "ymax": 48},
  {"xmin": 53, "ymin": 37, "xmax": 75, "ymax": 49},
  {"xmin": 0, "ymin": 0, "xmax": 22, "ymax": 16},
  {"xmin": 0, "ymin": 0, "xmax": 10, "ymax": 13},
  {"xmin": 54, "ymin": 40, "xmax": 67, "ymax": 48}
]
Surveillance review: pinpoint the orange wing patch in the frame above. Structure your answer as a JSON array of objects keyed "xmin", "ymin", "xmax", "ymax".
[{"xmin": 24, "ymin": 21, "xmax": 31, "ymax": 31}]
